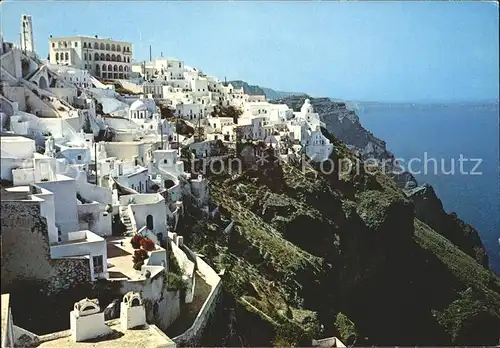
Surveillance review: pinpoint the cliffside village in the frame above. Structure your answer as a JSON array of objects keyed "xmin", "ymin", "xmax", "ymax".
[{"xmin": 0, "ymin": 15, "xmax": 344, "ymax": 347}]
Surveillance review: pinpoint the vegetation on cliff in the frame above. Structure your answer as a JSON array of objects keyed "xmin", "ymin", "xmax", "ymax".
[{"xmin": 179, "ymin": 127, "xmax": 500, "ymax": 346}]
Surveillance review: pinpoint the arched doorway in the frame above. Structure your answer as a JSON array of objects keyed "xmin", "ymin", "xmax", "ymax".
[
  {"xmin": 146, "ymin": 214, "xmax": 154, "ymax": 230},
  {"xmin": 39, "ymin": 76, "xmax": 48, "ymax": 90}
]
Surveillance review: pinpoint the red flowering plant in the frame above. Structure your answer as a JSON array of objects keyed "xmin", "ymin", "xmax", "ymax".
[
  {"xmin": 130, "ymin": 234, "xmax": 143, "ymax": 249},
  {"xmin": 140, "ymin": 237, "xmax": 155, "ymax": 252},
  {"xmin": 132, "ymin": 248, "xmax": 149, "ymax": 264}
]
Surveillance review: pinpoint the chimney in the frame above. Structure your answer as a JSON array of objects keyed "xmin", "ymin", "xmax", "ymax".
[
  {"xmin": 70, "ymin": 298, "xmax": 111, "ymax": 342},
  {"xmin": 120, "ymin": 292, "xmax": 146, "ymax": 330}
]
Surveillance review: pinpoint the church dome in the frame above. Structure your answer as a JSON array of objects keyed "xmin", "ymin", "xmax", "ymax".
[
  {"xmin": 301, "ymin": 98, "xmax": 314, "ymax": 113},
  {"xmin": 130, "ymin": 99, "xmax": 148, "ymax": 111},
  {"xmin": 143, "ymin": 98, "xmax": 157, "ymax": 113}
]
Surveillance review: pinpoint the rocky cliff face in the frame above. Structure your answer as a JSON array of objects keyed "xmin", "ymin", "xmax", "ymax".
[
  {"xmin": 178, "ymin": 129, "xmax": 500, "ymax": 346},
  {"xmin": 407, "ymin": 184, "xmax": 489, "ymax": 267}
]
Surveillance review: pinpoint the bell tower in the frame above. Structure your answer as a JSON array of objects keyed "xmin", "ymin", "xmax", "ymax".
[{"xmin": 20, "ymin": 14, "xmax": 35, "ymax": 56}]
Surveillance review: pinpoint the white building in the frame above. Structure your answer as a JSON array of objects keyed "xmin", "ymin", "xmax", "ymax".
[
  {"xmin": 237, "ymin": 116, "xmax": 269, "ymax": 141},
  {"xmin": 304, "ymin": 126, "xmax": 334, "ymax": 162},
  {"xmin": 127, "ymin": 95, "xmax": 163, "ymax": 134},
  {"xmin": 0, "ymin": 136, "xmax": 36, "ymax": 183},
  {"xmin": 173, "ymin": 101, "xmax": 205, "ymax": 121},
  {"xmin": 2, "ymin": 183, "xmax": 109, "ymax": 281},
  {"xmin": 48, "ymin": 35, "xmax": 132, "ymax": 80},
  {"xmin": 293, "ymin": 98, "xmax": 325, "ymax": 131},
  {"xmin": 47, "ymin": 64, "xmax": 93, "ymax": 88}
]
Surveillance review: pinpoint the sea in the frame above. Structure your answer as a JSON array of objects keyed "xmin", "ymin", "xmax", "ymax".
[{"xmin": 355, "ymin": 101, "xmax": 500, "ymax": 275}]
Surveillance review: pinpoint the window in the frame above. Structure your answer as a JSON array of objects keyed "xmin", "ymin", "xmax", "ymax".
[
  {"xmin": 146, "ymin": 215, "xmax": 154, "ymax": 230},
  {"xmin": 52, "ymin": 42, "xmax": 55, "ymax": 48},
  {"xmin": 65, "ymin": 52, "xmax": 69, "ymax": 60},
  {"xmin": 93, "ymin": 255, "xmax": 103, "ymax": 274},
  {"xmin": 164, "ymin": 159, "xmax": 168, "ymax": 164},
  {"xmin": 74, "ymin": 42, "xmax": 78, "ymax": 47},
  {"xmin": 77, "ymin": 155, "xmax": 82, "ymax": 160},
  {"xmin": 55, "ymin": 53, "xmax": 59, "ymax": 61}
]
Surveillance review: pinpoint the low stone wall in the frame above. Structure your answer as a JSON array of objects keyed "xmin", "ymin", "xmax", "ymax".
[
  {"xmin": 169, "ymin": 235, "xmax": 196, "ymax": 303},
  {"xmin": 172, "ymin": 252, "xmax": 222, "ymax": 345}
]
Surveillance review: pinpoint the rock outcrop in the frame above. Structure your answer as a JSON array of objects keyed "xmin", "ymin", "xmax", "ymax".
[{"xmin": 407, "ymin": 184, "xmax": 489, "ymax": 267}]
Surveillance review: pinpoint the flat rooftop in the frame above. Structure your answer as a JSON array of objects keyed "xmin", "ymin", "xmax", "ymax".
[
  {"xmin": 1, "ymin": 187, "xmax": 30, "ymax": 201},
  {"xmin": 106, "ymin": 236, "xmax": 142, "ymax": 280},
  {"xmin": 0, "ymin": 135, "xmax": 36, "ymax": 143},
  {"xmin": 36, "ymin": 319, "xmax": 175, "ymax": 348}
]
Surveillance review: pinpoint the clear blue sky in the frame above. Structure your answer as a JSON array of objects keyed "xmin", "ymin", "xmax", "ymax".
[{"xmin": 1, "ymin": 1, "xmax": 498, "ymax": 102}]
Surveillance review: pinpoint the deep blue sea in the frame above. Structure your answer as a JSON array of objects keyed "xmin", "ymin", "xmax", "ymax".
[{"xmin": 356, "ymin": 102, "xmax": 500, "ymax": 274}]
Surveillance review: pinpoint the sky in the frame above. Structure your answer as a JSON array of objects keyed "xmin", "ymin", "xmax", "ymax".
[{"xmin": 1, "ymin": 1, "xmax": 498, "ymax": 103}]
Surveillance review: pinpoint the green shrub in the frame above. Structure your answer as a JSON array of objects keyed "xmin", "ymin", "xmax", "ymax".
[
  {"xmin": 166, "ymin": 272, "xmax": 188, "ymax": 291},
  {"xmin": 335, "ymin": 312, "xmax": 358, "ymax": 346}
]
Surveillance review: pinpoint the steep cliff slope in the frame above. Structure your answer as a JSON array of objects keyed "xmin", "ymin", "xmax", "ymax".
[{"xmin": 179, "ymin": 129, "xmax": 500, "ymax": 346}]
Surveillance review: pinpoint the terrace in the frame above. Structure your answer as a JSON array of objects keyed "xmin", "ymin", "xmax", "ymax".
[{"xmin": 106, "ymin": 235, "xmax": 166, "ymax": 281}]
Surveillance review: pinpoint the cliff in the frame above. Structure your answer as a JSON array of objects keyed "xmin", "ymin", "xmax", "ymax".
[
  {"xmin": 178, "ymin": 129, "xmax": 500, "ymax": 346},
  {"xmin": 272, "ymin": 95, "xmax": 488, "ymax": 266}
]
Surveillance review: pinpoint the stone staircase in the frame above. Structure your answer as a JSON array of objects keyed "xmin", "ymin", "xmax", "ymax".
[{"xmin": 119, "ymin": 206, "xmax": 134, "ymax": 236}]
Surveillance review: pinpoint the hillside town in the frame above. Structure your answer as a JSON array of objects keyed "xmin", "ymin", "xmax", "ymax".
[{"xmin": 0, "ymin": 15, "xmax": 343, "ymax": 347}]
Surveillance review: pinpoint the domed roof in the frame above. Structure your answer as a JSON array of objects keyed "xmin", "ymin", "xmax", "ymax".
[
  {"xmin": 304, "ymin": 98, "xmax": 311, "ymax": 104},
  {"xmin": 143, "ymin": 98, "xmax": 157, "ymax": 113},
  {"xmin": 130, "ymin": 99, "xmax": 148, "ymax": 111}
]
